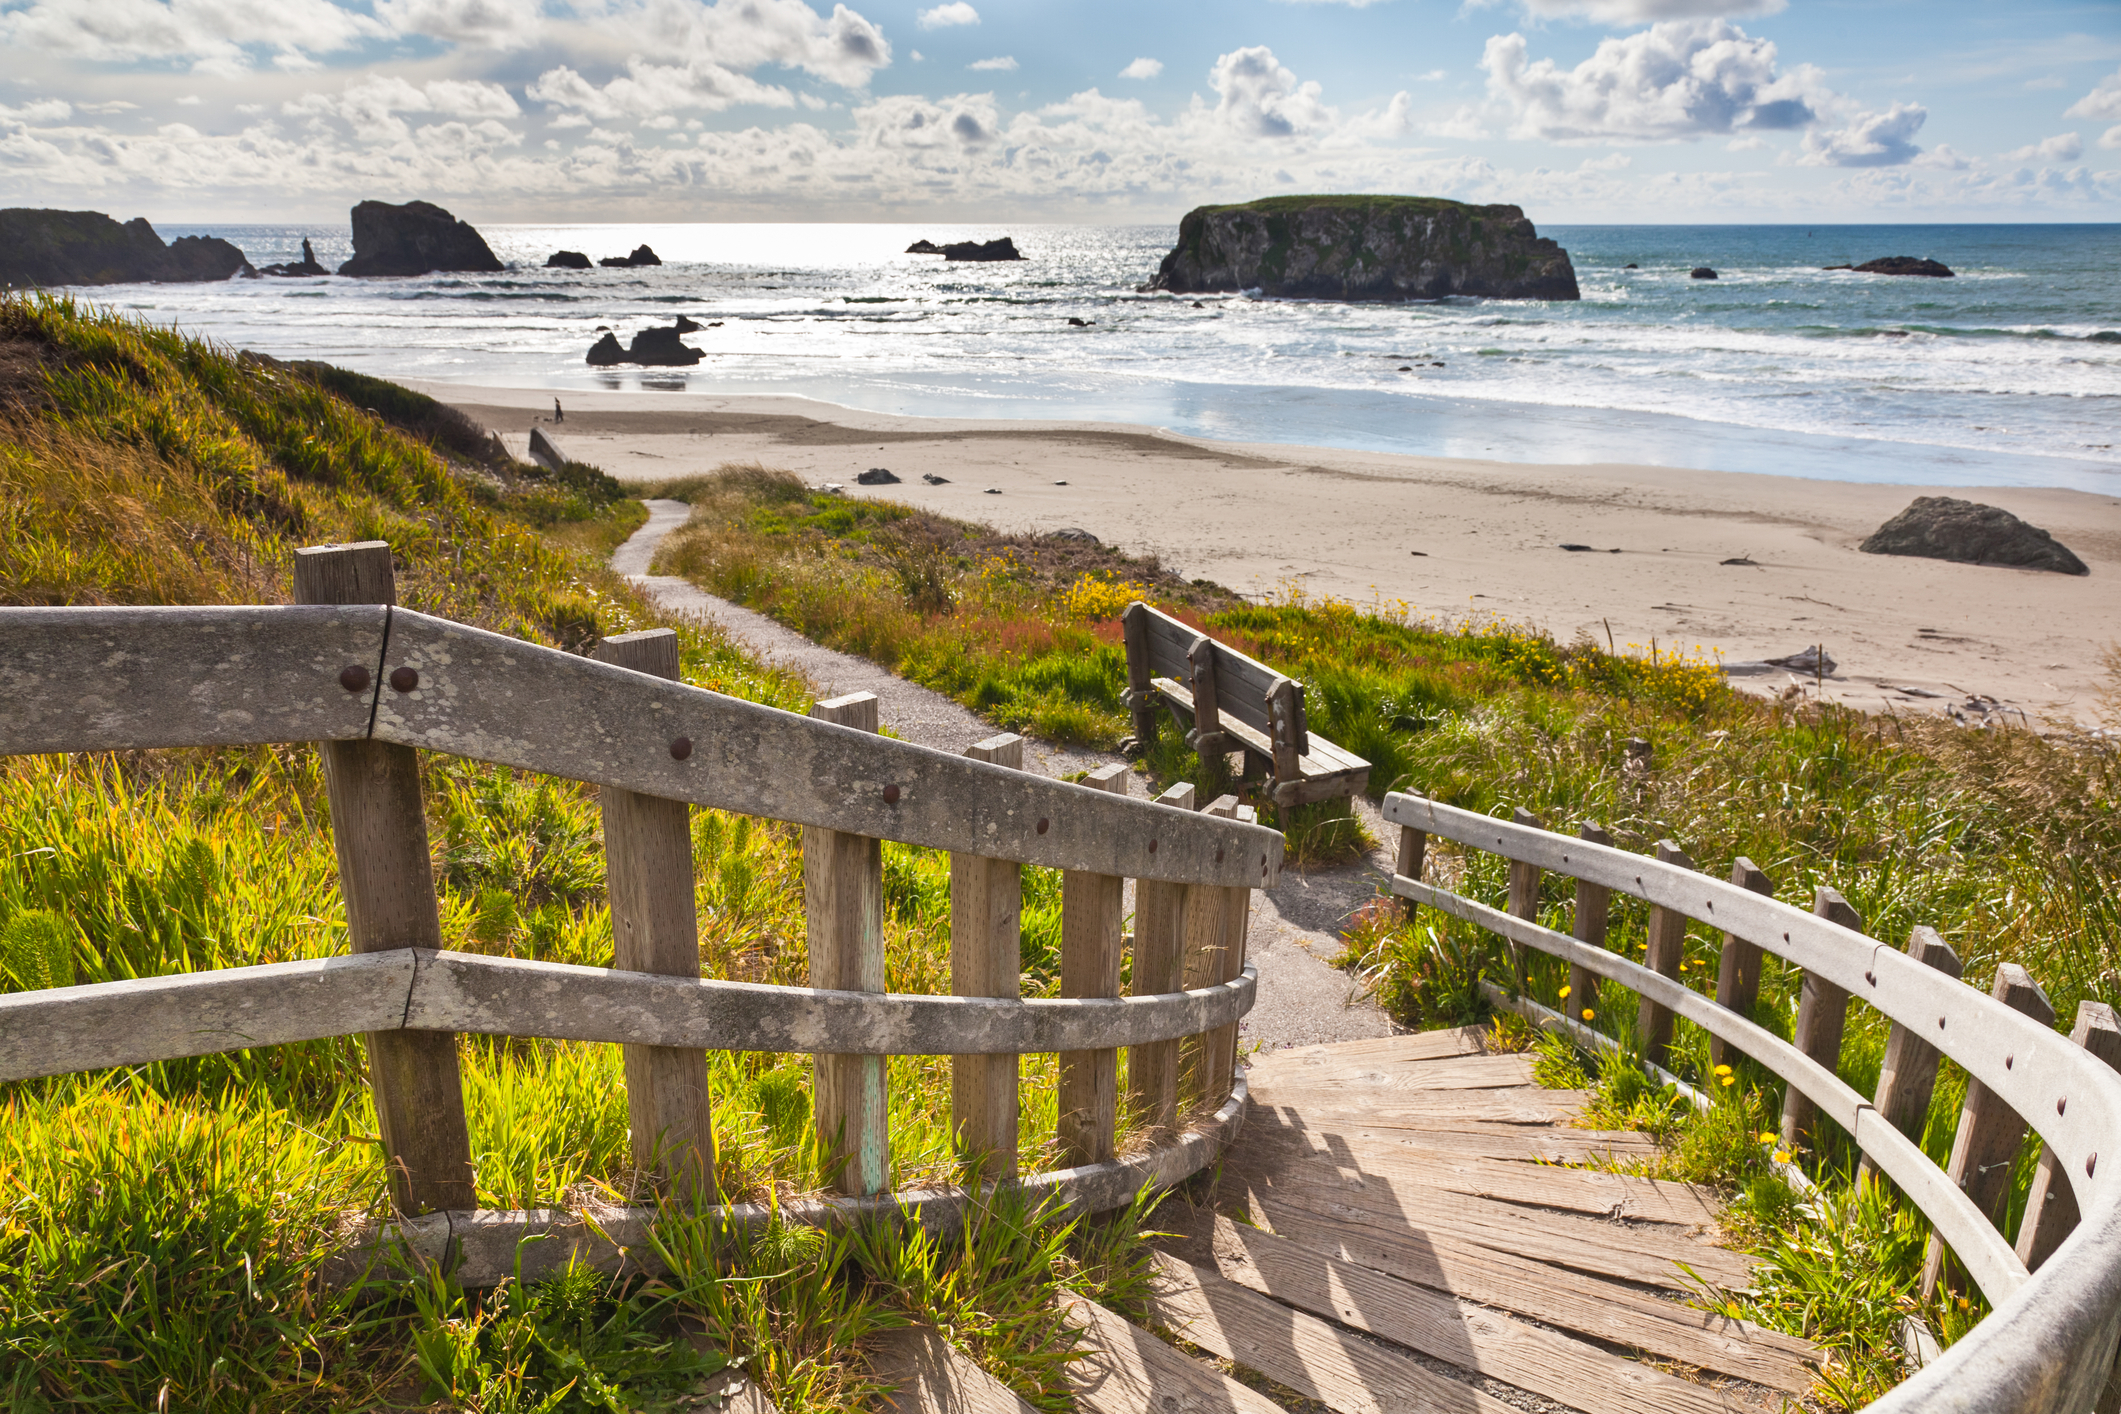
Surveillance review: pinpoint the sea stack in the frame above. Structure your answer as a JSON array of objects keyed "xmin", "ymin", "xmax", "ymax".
[
  {"xmin": 0, "ymin": 209, "xmax": 254, "ymax": 287},
  {"xmin": 1143, "ymin": 196, "xmax": 1578, "ymax": 302},
  {"xmin": 337, "ymin": 200, "xmax": 503, "ymax": 277}
]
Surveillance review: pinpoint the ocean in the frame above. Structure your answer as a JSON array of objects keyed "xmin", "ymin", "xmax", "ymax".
[{"xmin": 127, "ymin": 221, "xmax": 2121, "ymax": 492}]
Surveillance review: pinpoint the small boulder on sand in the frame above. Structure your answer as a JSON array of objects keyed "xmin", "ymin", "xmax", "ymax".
[
  {"xmin": 1859, "ymin": 496, "xmax": 2088, "ymax": 575},
  {"xmin": 857, "ymin": 468, "xmax": 900, "ymax": 485}
]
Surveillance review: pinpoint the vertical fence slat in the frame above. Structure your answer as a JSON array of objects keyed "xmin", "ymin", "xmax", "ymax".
[
  {"xmin": 2017, "ymin": 1001, "xmax": 2121, "ymax": 1272},
  {"xmin": 1781, "ymin": 886, "xmax": 1861, "ymax": 1153},
  {"xmin": 1058, "ymin": 763, "xmax": 1129, "ymax": 1167},
  {"xmin": 1857, "ymin": 926, "xmax": 1964, "ymax": 1188},
  {"xmin": 1122, "ymin": 603, "xmax": 1158, "ymax": 751},
  {"xmin": 1185, "ymin": 637, "xmax": 1224, "ymax": 781},
  {"xmin": 1199, "ymin": 797, "xmax": 1255, "ymax": 1112},
  {"xmin": 1394, "ymin": 824, "xmax": 1427, "ymax": 922},
  {"xmin": 1267, "ymin": 680, "xmax": 1303, "ymax": 797},
  {"xmin": 1636, "ymin": 841, "xmax": 1693, "ymax": 1068},
  {"xmin": 1707, "ymin": 858, "xmax": 1773, "ymax": 1071},
  {"xmin": 1922, "ymin": 963, "xmax": 2055, "ymax": 1299},
  {"xmin": 949, "ymin": 733, "xmax": 1025, "ymax": 1179},
  {"xmin": 593, "ymin": 629, "xmax": 716, "ymax": 1205},
  {"xmin": 1564, "ymin": 823, "xmax": 1611, "ymax": 1027},
  {"xmin": 1182, "ymin": 793, "xmax": 1244, "ymax": 1109},
  {"xmin": 804, "ymin": 691, "xmax": 888, "ymax": 1196},
  {"xmin": 295, "ymin": 542, "xmax": 477, "ymax": 1216},
  {"xmin": 1505, "ymin": 807, "xmax": 1543, "ymax": 991},
  {"xmin": 1127, "ymin": 782, "xmax": 1197, "ymax": 1141}
]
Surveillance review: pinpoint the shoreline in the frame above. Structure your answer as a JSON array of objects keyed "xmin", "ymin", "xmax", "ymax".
[{"xmin": 420, "ymin": 381, "xmax": 2121, "ymax": 726}]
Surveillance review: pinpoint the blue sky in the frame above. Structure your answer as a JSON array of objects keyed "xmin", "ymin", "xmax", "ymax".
[{"xmin": 0, "ymin": 0, "xmax": 2116, "ymax": 224}]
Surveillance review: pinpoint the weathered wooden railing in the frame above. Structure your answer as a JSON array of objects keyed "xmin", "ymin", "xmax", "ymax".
[
  {"xmin": 0, "ymin": 541, "xmax": 1281, "ymax": 1285},
  {"xmin": 1386, "ymin": 789, "xmax": 2121, "ymax": 1414}
]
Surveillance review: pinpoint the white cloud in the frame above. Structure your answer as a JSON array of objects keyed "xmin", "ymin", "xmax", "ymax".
[
  {"xmin": 0, "ymin": 98, "xmax": 74, "ymax": 123},
  {"xmin": 1799, "ymin": 102, "xmax": 1926, "ymax": 167},
  {"xmin": 1495, "ymin": 0, "xmax": 1785, "ymax": 19},
  {"xmin": 176, "ymin": 93, "xmax": 202, "ymax": 105},
  {"xmin": 0, "ymin": 0, "xmax": 384, "ymax": 74},
  {"xmin": 2003, "ymin": 131, "xmax": 2083, "ymax": 163},
  {"xmin": 1120, "ymin": 57, "xmax": 1163, "ymax": 80},
  {"xmin": 2103, "ymin": 125, "xmax": 2121, "ymax": 151},
  {"xmin": 1426, "ymin": 104, "xmax": 1487, "ymax": 139},
  {"xmin": 1210, "ymin": 45, "xmax": 1334, "ymax": 138},
  {"xmin": 373, "ymin": 0, "xmax": 544, "ymax": 49},
  {"xmin": 1275, "ymin": 0, "xmax": 1393, "ymax": 7},
  {"xmin": 1415, "ymin": 68, "xmax": 1447, "ymax": 81},
  {"xmin": 529, "ymin": 60, "xmax": 793, "ymax": 120},
  {"xmin": 918, "ymin": 2, "xmax": 978, "ymax": 26},
  {"xmin": 286, "ymin": 74, "xmax": 522, "ymax": 140},
  {"xmin": 2024, "ymin": 75, "xmax": 2066, "ymax": 91},
  {"xmin": 2066, "ymin": 67, "xmax": 2121, "ymax": 123},
  {"xmin": 968, "ymin": 55, "xmax": 1016, "ymax": 72},
  {"xmin": 1912, "ymin": 143, "xmax": 1968, "ymax": 171}
]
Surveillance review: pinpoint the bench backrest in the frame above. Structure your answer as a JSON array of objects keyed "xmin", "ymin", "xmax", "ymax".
[{"xmin": 1122, "ymin": 602, "xmax": 1309, "ymax": 758}]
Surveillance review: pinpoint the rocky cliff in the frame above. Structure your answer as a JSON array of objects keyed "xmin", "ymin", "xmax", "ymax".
[
  {"xmin": 0, "ymin": 209, "xmax": 254, "ymax": 287},
  {"xmin": 1144, "ymin": 195, "xmax": 1578, "ymax": 302},
  {"xmin": 337, "ymin": 200, "xmax": 503, "ymax": 277}
]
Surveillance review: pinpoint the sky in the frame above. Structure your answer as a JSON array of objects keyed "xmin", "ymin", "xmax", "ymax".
[{"xmin": 1, "ymin": 0, "xmax": 2118, "ymax": 226}]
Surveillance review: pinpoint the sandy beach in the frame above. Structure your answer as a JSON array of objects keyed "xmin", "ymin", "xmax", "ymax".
[{"xmin": 422, "ymin": 382, "xmax": 2121, "ymax": 727}]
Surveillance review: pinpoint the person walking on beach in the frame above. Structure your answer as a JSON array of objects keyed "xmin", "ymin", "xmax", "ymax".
[{"xmin": 554, "ymin": 398, "xmax": 564, "ymax": 423}]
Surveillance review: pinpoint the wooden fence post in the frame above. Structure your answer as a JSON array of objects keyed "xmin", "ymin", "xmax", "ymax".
[
  {"xmin": 1394, "ymin": 825, "xmax": 1427, "ymax": 926},
  {"xmin": 1505, "ymin": 807, "xmax": 1543, "ymax": 993},
  {"xmin": 1922, "ymin": 964, "xmax": 2055, "ymax": 1299},
  {"xmin": 1197, "ymin": 798, "xmax": 1255, "ymax": 1112},
  {"xmin": 1565, "ymin": 823, "xmax": 1611, "ymax": 1027},
  {"xmin": 1856, "ymin": 926, "xmax": 1963, "ymax": 1188},
  {"xmin": 804, "ymin": 691, "xmax": 888, "ymax": 1197},
  {"xmin": 950, "ymin": 732, "xmax": 1025, "ymax": 1179},
  {"xmin": 1708, "ymin": 858, "xmax": 1774, "ymax": 1071},
  {"xmin": 2016, "ymin": 1001, "xmax": 2121, "ymax": 1272},
  {"xmin": 1781, "ymin": 887, "xmax": 1861, "ymax": 1154},
  {"xmin": 1185, "ymin": 636, "xmax": 1224, "ymax": 783},
  {"xmin": 1266, "ymin": 679, "xmax": 1303, "ymax": 798},
  {"xmin": 295, "ymin": 542, "xmax": 477, "ymax": 1216},
  {"xmin": 1058, "ymin": 763, "xmax": 1129, "ymax": 1167},
  {"xmin": 593, "ymin": 629, "xmax": 715, "ymax": 1206},
  {"xmin": 1122, "ymin": 603, "xmax": 1158, "ymax": 752},
  {"xmin": 1127, "ymin": 781, "xmax": 1197, "ymax": 1141},
  {"xmin": 1637, "ymin": 841, "xmax": 1693, "ymax": 1068}
]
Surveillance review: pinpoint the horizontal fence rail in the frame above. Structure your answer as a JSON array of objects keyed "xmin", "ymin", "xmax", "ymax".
[
  {"xmin": 1384, "ymin": 789, "xmax": 2121, "ymax": 1414},
  {"xmin": 1, "ymin": 572, "xmax": 1275, "ymax": 1265},
  {"xmin": 0, "ymin": 950, "xmax": 1258, "ymax": 1081}
]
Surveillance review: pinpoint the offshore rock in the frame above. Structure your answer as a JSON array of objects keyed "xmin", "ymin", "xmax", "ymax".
[
  {"xmin": 599, "ymin": 244, "xmax": 662, "ymax": 268},
  {"xmin": 337, "ymin": 200, "xmax": 503, "ymax": 277},
  {"xmin": 1824, "ymin": 256, "xmax": 1955, "ymax": 278},
  {"xmin": 1144, "ymin": 196, "xmax": 1577, "ymax": 302},
  {"xmin": 586, "ymin": 322, "xmax": 703, "ymax": 366},
  {"xmin": 1690, "ymin": 267, "xmax": 1718, "ymax": 280},
  {"xmin": 260, "ymin": 238, "xmax": 327, "ymax": 277},
  {"xmin": 546, "ymin": 250, "xmax": 592, "ymax": 269},
  {"xmin": 1860, "ymin": 496, "xmax": 2088, "ymax": 575},
  {"xmin": 909, "ymin": 236, "xmax": 1024, "ymax": 261},
  {"xmin": 0, "ymin": 209, "xmax": 255, "ymax": 287}
]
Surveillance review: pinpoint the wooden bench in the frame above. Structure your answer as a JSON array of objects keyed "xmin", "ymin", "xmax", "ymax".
[{"xmin": 1121, "ymin": 601, "xmax": 1369, "ymax": 809}]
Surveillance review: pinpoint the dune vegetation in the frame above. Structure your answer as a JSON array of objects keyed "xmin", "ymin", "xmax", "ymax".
[{"xmin": 0, "ymin": 298, "xmax": 1168, "ymax": 1413}]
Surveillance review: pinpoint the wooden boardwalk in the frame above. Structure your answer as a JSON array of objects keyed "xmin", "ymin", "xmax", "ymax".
[{"xmin": 1067, "ymin": 1027, "xmax": 1819, "ymax": 1414}]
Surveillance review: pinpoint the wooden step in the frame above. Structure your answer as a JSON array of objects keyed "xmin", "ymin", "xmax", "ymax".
[
  {"xmin": 1249, "ymin": 1051, "xmax": 1540, "ymax": 1094},
  {"xmin": 1249, "ymin": 1088, "xmax": 1599, "ymax": 1125},
  {"xmin": 873, "ymin": 1326, "xmax": 1038, "ymax": 1414},
  {"xmin": 1145, "ymin": 1251, "xmax": 1520, "ymax": 1414},
  {"xmin": 1245, "ymin": 1025, "xmax": 1489, "ymax": 1068},
  {"xmin": 1197, "ymin": 1215, "xmax": 1770, "ymax": 1414},
  {"xmin": 1063, "ymin": 1294, "xmax": 1284, "ymax": 1414}
]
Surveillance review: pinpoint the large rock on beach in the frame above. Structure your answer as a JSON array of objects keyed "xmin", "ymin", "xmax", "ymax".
[
  {"xmin": 337, "ymin": 200, "xmax": 503, "ymax": 277},
  {"xmin": 1826, "ymin": 256, "xmax": 1954, "ymax": 278},
  {"xmin": 0, "ymin": 208, "xmax": 255, "ymax": 287},
  {"xmin": 1860, "ymin": 496, "xmax": 2088, "ymax": 575},
  {"xmin": 586, "ymin": 322, "xmax": 704, "ymax": 366},
  {"xmin": 1144, "ymin": 196, "xmax": 1578, "ymax": 302}
]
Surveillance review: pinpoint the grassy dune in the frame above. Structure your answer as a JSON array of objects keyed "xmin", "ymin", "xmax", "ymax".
[{"xmin": 0, "ymin": 299, "xmax": 1163, "ymax": 1413}]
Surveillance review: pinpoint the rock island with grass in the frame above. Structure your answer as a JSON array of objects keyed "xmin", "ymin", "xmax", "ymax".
[
  {"xmin": 1144, "ymin": 194, "xmax": 1579, "ymax": 302},
  {"xmin": 0, "ymin": 208, "xmax": 254, "ymax": 287}
]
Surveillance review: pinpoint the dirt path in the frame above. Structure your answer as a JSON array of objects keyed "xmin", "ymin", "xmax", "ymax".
[{"xmin": 617, "ymin": 501, "xmax": 1402, "ymax": 1051}]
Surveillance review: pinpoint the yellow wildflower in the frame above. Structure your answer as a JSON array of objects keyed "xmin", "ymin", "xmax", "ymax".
[
  {"xmin": 1720, "ymin": 1075, "xmax": 1735, "ymax": 1087},
  {"xmin": 1759, "ymin": 1132, "xmax": 1777, "ymax": 1144},
  {"xmin": 1581, "ymin": 1008, "xmax": 1595, "ymax": 1021},
  {"xmin": 1559, "ymin": 985, "xmax": 1572, "ymax": 999},
  {"xmin": 1772, "ymin": 1150, "xmax": 1790, "ymax": 1164}
]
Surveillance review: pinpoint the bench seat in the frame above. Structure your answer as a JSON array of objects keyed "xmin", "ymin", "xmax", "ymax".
[{"xmin": 1152, "ymin": 677, "xmax": 1370, "ymax": 807}]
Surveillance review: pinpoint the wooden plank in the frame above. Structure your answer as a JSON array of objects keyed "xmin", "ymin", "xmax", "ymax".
[
  {"xmin": 1237, "ymin": 1118, "xmax": 1720, "ymax": 1229},
  {"xmin": 1149, "ymin": 677, "xmax": 1362, "ymax": 796},
  {"xmin": 1183, "ymin": 636, "xmax": 1224, "ymax": 774},
  {"xmin": 296, "ymin": 542, "xmax": 476, "ymax": 1217},
  {"xmin": 0, "ymin": 951, "xmax": 414, "ymax": 1083},
  {"xmin": 1248, "ymin": 1090, "xmax": 1596, "ymax": 1126},
  {"xmin": 1247, "ymin": 1027, "xmax": 1487, "ymax": 1069},
  {"xmin": 1242, "ymin": 1115, "xmax": 1661, "ymax": 1164},
  {"xmin": 873, "ymin": 1325, "xmax": 1040, "ymax": 1414},
  {"xmin": 1637, "ymin": 840, "xmax": 1693, "ymax": 1067},
  {"xmin": 2018, "ymin": 1001, "xmax": 2121, "ymax": 1272},
  {"xmin": 1144, "ymin": 1252, "xmax": 1520, "ymax": 1414},
  {"xmin": 1137, "ymin": 605, "xmax": 1284, "ymax": 735},
  {"xmin": 951, "ymin": 733, "xmax": 1026, "ymax": 1179},
  {"xmin": 806, "ymin": 692, "xmax": 888, "ymax": 1197},
  {"xmin": 1708, "ymin": 857, "xmax": 1774, "ymax": 1070},
  {"xmin": 1265, "ymin": 679, "xmax": 1305, "ymax": 790},
  {"xmin": 1922, "ymin": 963, "xmax": 2054, "ymax": 1299},
  {"xmin": 1222, "ymin": 1155, "xmax": 1756, "ymax": 1292},
  {"xmin": 1196, "ymin": 798, "xmax": 1254, "ymax": 1113},
  {"xmin": 1120, "ymin": 603, "xmax": 1159, "ymax": 751},
  {"xmin": 1564, "ymin": 822, "xmax": 1612, "ymax": 1026},
  {"xmin": 1251, "ymin": 1197, "xmax": 1816, "ymax": 1392},
  {"xmin": 1857, "ymin": 926, "xmax": 1963, "ymax": 1187},
  {"xmin": 1395, "ymin": 825, "xmax": 1427, "ymax": 928},
  {"xmin": 367, "ymin": 610, "xmax": 1281, "ymax": 889},
  {"xmin": 0, "ymin": 604, "xmax": 385, "ymax": 755},
  {"xmin": 1505, "ymin": 807, "xmax": 1543, "ymax": 992},
  {"xmin": 595, "ymin": 629, "xmax": 716, "ymax": 1205},
  {"xmin": 1780, "ymin": 887, "xmax": 1860, "ymax": 1153},
  {"xmin": 1128, "ymin": 781, "xmax": 1196, "ymax": 1140},
  {"xmin": 1059, "ymin": 764, "xmax": 1129, "ymax": 1167},
  {"xmin": 1064, "ymin": 1292, "xmax": 1286, "ymax": 1414},
  {"xmin": 1247, "ymin": 1051, "xmax": 1540, "ymax": 1093},
  {"xmin": 1197, "ymin": 1214, "xmax": 1752, "ymax": 1414}
]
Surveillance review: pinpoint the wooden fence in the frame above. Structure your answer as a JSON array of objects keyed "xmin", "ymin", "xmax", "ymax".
[
  {"xmin": 1386, "ymin": 789, "xmax": 2121, "ymax": 1414},
  {"xmin": 0, "ymin": 541, "xmax": 1281, "ymax": 1285}
]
